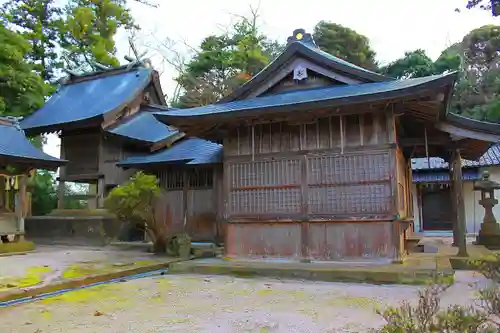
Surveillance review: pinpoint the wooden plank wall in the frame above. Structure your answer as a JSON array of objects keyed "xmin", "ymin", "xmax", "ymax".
[
  {"xmin": 62, "ymin": 133, "xmax": 100, "ymax": 177},
  {"xmin": 156, "ymin": 167, "xmax": 220, "ymax": 241},
  {"xmin": 223, "ymin": 112, "xmax": 395, "ymax": 220},
  {"xmin": 99, "ymin": 138, "xmax": 136, "ymax": 186},
  {"xmin": 223, "ymin": 111, "xmax": 402, "ymax": 260}
]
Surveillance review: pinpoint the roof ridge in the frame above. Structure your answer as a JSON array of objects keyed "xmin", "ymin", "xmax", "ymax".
[{"xmin": 59, "ymin": 64, "xmax": 153, "ymax": 86}]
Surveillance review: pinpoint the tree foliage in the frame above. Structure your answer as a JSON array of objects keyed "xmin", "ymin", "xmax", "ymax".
[
  {"xmin": 1, "ymin": 0, "xmax": 63, "ymax": 82},
  {"xmin": 105, "ymin": 172, "xmax": 167, "ymax": 253},
  {"xmin": 313, "ymin": 21, "xmax": 378, "ymax": 70},
  {"xmin": 381, "ymin": 49, "xmax": 461, "ymax": 79},
  {"xmin": 381, "ymin": 25, "xmax": 500, "ymax": 123},
  {"xmin": 463, "ymin": 0, "xmax": 500, "ymax": 16},
  {"xmin": 452, "ymin": 25, "xmax": 500, "ymax": 121},
  {"xmin": 61, "ymin": 0, "xmax": 138, "ymax": 69},
  {"xmin": 0, "ymin": 21, "xmax": 47, "ymax": 116},
  {"xmin": 30, "ymin": 171, "xmax": 87, "ymax": 216},
  {"xmin": 173, "ymin": 11, "xmax": 283, "ymax": 108}
]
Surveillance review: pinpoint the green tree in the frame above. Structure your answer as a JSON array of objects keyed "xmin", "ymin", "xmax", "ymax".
[
  {"xmin": 0, "ymin": 21, "xmax": 47, "ymax": 116},
  {"xmin": 105, "ymin": 172, "xmax": 167, "ymax": 253},
  {"xmin": 60, "ymin": 0, "xmax": 138, "ymax": 69},
  {"xmin": 30, "ymin": 170, "xmax": 57, "ymax": 216},
  {"xmin": 173, "ymin": 13, "xmax": 283, "ymax": 108},
  {"xmin": 313, "ymin": 21, "xmax": 378, "ymax": 70},
  {"xmin": 1, "ymin": 0, "xmax": 63, "ymax": 82},
  {"xmin": 452, "ymin": 25, "xmax": 500, "ymax": 121},
  {"xmin": 381, "ymin": 49, "xmax": 460, "ymax": 79}
]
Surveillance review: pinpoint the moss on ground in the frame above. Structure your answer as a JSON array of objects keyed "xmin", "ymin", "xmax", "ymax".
[
  {"xmin": 48, "ymin": 209, "xmax": 115, "ymax": 217},
  {"xmin": 0, "ymin": 241, "xmax": 35, "ymax": 254},
  {"xmin": 0, "ymin": 265, "xmax": 52, "ymax": 291}
]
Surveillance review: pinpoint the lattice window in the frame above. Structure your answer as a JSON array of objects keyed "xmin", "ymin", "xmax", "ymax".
[
  {"xmin": 228, "ymin": 158, "xmax": 301, "ymax": 215},
  {"xmin": 188, "ymin": 169, "xmax": 213, "ymax": 188},
  {"xmin": 164, "ymin": 169, "xmax": 183, "ymax": 190},
  {"xmin": 307, "ymin": 152, "xmax": 392, "ymax": 215}
]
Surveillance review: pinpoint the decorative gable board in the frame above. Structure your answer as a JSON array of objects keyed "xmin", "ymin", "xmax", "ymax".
[
  {"xmin": 248, "ymin": 58, "xmax": 360, "ymax": 98},
  {"xmin": 220, "ymin": 29, "xmax": 391, "ymax": 103}
]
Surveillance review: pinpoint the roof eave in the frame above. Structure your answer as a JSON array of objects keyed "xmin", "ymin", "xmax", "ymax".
[
  {"xmin": 154, "ymin": 73, "xmax": 457, "ymax": 126},
  {"xmin": 0, "ymin": 155, "xmax": 67, "ymax": 171},
  {"xmin": 22, "ymin": 115, "xmax": 104, "ymax": 136},
  {"xmin": 117, "ymin": 158, "xmax": 193, "ymax": 169}
]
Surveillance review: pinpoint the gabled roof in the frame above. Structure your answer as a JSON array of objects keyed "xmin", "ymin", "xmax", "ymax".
[
  {"xmin": 20, "ymin": 67, "xmax": 154, "ymax": 134},
  {"xmin": 0, "ymin": 117, "xmax": 66, "ymax": 171},
  {"xmin": 220, "ymin": 33, "xmax": 393, "ymax": 103},
  {"xmin": 106, "ymin": 105, "xmax": 179, "ymax": 145},
  {"xmin": 412, "ymin": 144, "xmax": 500, "ymax": 170},
  {"xmin": 154, "ymin": 73, "xmax": 456, "ymax": 121},
  {"xmin": 117, "ymin": 137, "xmax": 222, "ymax": 168}
]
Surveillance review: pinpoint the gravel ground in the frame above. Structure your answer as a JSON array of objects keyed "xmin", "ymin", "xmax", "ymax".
[{"xmin": 0, "ymin": 271, "xmax": 487, "ymax": 333}]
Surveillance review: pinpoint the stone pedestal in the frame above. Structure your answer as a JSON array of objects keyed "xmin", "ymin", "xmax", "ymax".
[
  {"xmin": 473, "ymin": 171, "xmax": 500, "ymax": 250},
  {"xmin": 476, "ymin": 198, "xmax": 500, "ymax": 249}
]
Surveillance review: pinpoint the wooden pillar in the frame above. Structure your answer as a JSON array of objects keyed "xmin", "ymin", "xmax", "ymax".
[
  {"xmin": 449, "ymin": 165, "xmax": 459, "ymax": 246},
  {"xmin": 452, "ymin": 149, "xmax": 468, "ymax": 257},
  {"xmin": 58, "ymin": 137, "xmax": 66, "ymax": 210},
  {"xmin": 57, "ymin": 180, "xmax": 65, "ymax": 209},
  {"xmin": 17, "ymin": 174, "xmax": 27, "ymax": 240},
  {"xmin": 182, "ymin": 169, "xmax": 189, "ymax": 232},
  {"xmin": 97, "ymin": 178, "xmax": 105, "ymax": 208},
  {"xmin": 300, "ymin": 154, "xmax": 310, "ymax": 262}
]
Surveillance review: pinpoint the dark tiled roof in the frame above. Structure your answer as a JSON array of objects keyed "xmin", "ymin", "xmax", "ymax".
[
  {"xmin": 412, "ymin": 169, "xmax": 480, "ymax": 183},
  {"xmin": 411, "ymin": 144, "xmax": 500, "ymax": 170},
  {"xmin": 20, "ymin": 68, "xmax": 153, "ymax": 133},
  {"xmin": 106, "ymin": 105, "xmax": 178, "ymax": 144},
  {"xmin": 154, "ymin": 73, "xmax": 455, "ymax": 119},
  {"xmin": 0, "ymin": 118, "xmax": 66, "ymax": 169},
  {"xmin": 117, "ymin": 138, "xmax": 222, "ymax": 167}
]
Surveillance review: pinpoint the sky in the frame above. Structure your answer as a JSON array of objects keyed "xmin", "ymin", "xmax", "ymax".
[{"xmin": 43, "ymin": 0, "xmax": 499, "ymax": 158}]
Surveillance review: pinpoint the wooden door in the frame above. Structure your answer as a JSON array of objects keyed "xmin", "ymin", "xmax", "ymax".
[{"xmin": 421, "ymin": 185, "xmax": 453, "ymax": 231}]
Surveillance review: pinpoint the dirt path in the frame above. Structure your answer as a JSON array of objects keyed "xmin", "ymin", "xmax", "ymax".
[{"xmin": 0, "ymin": 271, "xmax": 486, "ymax": 333}]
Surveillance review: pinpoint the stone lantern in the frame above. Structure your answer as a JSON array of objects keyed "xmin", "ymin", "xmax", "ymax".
[{"xmin": 473, "ymin": 170, "xmax": 500, "ymax": 249}]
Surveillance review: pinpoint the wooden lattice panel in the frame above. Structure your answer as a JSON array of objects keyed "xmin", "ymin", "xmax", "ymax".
[
  {"xmin": 307, "ymin": 152, "xmax": 392, "ymax": 215},
  {"xmin": 228, "ymin": 158, "xmax": 302, "ymax": 215}
]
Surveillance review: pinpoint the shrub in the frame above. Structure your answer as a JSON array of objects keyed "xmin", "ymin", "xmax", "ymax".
[
  {"xmin": 105, "ymin": 172, "xmax": 167, "ymax": 253},
  {"xmin": 374, "ymin": 255, "xmax": 500, "ymax": 333}
]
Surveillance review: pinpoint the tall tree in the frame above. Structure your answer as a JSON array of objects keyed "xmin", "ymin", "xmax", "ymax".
[
  {"xmin": 0, "ymin": 21, "xmax": 47, "ymax": 117},
  {"xmin": 173, "ymin": 11, "xmax": 283, "ymax": 108},
  {"xmin": 1, "ymin": 0, "xmax": 63, "ymax": 82},
  {"xmin": 313, "ymin": 21, "xmax": 378, "ymax": 70},
  {"xmin": 381, "ymin": 49, "xmax": 460, "ymax": 79},
  {"xmin": 452, "ymin": 25, "xmax": 500, "ymax": 121},
  {"xmin": 60, "ymin": 0, "xmax": 138, "ymax": 70}
]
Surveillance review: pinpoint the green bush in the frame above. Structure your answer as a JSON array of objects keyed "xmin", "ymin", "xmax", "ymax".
[
  {"xmin": 374, "ymin": 256, "xmax": 500, "ymax": 333},
  {"xmin": 105, "ymin": 172, "xmax": 167, "ymax": 253}
]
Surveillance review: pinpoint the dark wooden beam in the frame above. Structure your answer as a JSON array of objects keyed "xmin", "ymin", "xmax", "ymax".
[{"xmin": 451, "ymin": 149, "xmax": 468, "ymax": 257}]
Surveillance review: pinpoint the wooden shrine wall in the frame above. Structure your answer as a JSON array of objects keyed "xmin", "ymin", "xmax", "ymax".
[
  {"xmin": 61, "ymin": 132, "xmax": 100, "ymax": 179},
  {"xmin": 99, "ymin": 138, "xmax": 136, "ymax": 186},
  {"xmin": 223, "ymin": 111, "xmax": 401, "ymax": 260},
  {"xmin": 155, "ymin": 166, "xmax": 222, "ymax": 242}
]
